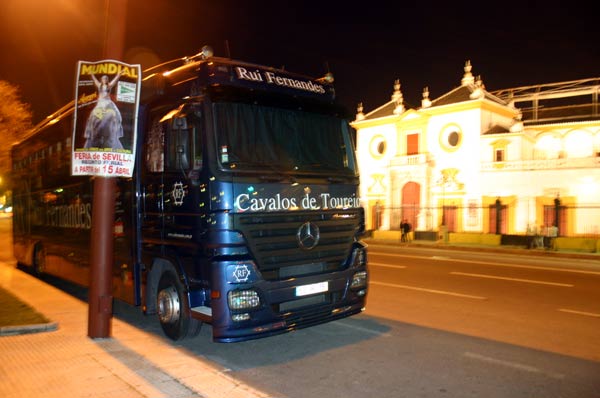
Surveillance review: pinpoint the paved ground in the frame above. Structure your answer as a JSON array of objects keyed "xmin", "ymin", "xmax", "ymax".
[
  {"xmin": 1, "ymin": 224, "xmax": 597, "ymax": 397},
  {"xmin": 0, "ymin": 259, "xmax": 275, "ymax": 398}
]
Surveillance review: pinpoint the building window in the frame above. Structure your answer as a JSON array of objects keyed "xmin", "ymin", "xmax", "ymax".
[
  {"xmin": 564, "ymin": 130, "xmax": 593, "ymax": 158},
  {"xmin": 369, "ymin": 135, "xmax": 387, "ymax": 158},
  {"xmin": 439, "ymin": 124, "xmax": 462, "ymax": 152},
  {"xmin": 407, "ymin": 133, "xmax": 419, "ymax": 155},
  {"xmin": 535, "ymin": 134, "xmax": 561, "ymax": 159},
  {"xmin": 491, "ymin": 139, "xmax": 509, "ymax": 162},
  {"xmin": 448, "ymin": 131, "xmax": 460, "ymax": 147},
  {"xmin": 495, "ymin": 148, "xmax": 504, "ymax": 162}
]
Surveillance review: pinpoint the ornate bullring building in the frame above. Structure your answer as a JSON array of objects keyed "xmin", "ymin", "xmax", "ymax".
[{"xmin": 352, "ymin": 61, "xmax": 600, "ymax": 243}]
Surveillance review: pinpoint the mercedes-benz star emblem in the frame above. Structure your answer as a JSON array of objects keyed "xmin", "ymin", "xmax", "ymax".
[{"xmin": 297, "ymin": 222, "xmax": 320, "ymax": 250}]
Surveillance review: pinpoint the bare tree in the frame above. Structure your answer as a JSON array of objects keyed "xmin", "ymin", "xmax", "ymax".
[{"xmin": 0, "ymin": 81, "xmax": 32, "ymax": 176}]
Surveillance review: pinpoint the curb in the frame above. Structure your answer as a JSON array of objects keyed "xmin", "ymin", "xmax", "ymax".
[
  {"xmin": 364, "ymin": 239, "xmax": 600, "ymax": 260},
  {"xmin": 0, "ymin": 321, "xmax": 59, "ymax": 336}
]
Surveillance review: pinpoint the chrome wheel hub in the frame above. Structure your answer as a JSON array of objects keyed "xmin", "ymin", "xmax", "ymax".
[{"xmin": 157, "ymin": 286, "xmax": 180, "ymax": 324}]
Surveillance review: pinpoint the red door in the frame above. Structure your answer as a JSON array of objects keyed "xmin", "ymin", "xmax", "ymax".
[{"xmin": 402, "ymin": 182, "xmax": 420, "ymax": 229}]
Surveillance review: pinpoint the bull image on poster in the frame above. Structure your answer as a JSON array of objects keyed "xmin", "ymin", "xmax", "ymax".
[{"xmin": 72, "ymin": 60, "xmax": 141, "ymax": 177}]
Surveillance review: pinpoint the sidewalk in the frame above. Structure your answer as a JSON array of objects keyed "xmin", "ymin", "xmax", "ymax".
[
  {"xmin": 363, "ymin": 237, "xmax": 600, "ymax": 261},
  {"xmin": 0, "ymin": 260, "xmax": 273, "ymax": 398}
]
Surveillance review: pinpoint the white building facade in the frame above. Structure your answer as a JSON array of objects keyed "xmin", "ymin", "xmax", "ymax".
[{"xmin": 352, "ymin": 61, "xmax": 600, "ymax": 239}]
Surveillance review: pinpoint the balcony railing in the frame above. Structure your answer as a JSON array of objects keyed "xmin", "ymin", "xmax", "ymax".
[
  {"xmin": 481, "ymin": 156, "xmax": 600, "ymax": 171},
  {"xmin": 390, "ymin": 154, "xmax": 428, "ymax": 167}
]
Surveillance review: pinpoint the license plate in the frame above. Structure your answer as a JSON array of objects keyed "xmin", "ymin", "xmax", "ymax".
[{"xmin": 295, "ymin": 281, "xmax": 329, "ymax": 297}]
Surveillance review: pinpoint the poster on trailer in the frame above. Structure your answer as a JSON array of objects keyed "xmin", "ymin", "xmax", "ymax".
[{"xmin": 71, "ymin": 59, "xmax": 141, "ymax": 177}]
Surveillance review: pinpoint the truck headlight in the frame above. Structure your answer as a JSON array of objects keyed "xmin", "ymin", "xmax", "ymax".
[
  {"xmin": 350, "ymin": 271, "xmax": 368, "ymax": 289},
  {"xmin": 228, "ymin": 289, "xmax": 260, "ymax": 311}
]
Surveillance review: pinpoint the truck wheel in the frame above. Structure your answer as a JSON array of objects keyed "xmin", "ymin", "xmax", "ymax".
[
  {"xmin": 156, "ymin": 270, "xmax": 201, "ymax": 340},
  {"xmin": 33, "ymin": 244, "xmax": 46, "ymax": 277}
]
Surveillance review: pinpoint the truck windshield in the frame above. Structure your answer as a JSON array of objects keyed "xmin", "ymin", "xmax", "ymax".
[{"xmin": 213, "ymin": 102, "xmax": 356, "ymax": 175}]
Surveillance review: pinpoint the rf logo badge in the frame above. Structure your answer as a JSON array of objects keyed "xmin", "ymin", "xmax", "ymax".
[
  {"xmin": 297, "ymin": 221, "xmax": 320, "ymax": 250},
  {"xmin": 171, "ymin": 182, "xmax": 186, "ymax": 206},
  {"xmin": 233, "ymin": 265, "xmax": 251, "ymax": 283}
]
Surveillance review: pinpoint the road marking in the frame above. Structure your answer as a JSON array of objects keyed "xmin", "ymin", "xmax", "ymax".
[
  {"xmin": 335, "ymin": 320, "xmax": 393, "ymax": 337},
  {"xmin": 369, "ymin": 262, "xmax": 407, "ymax": 269},
  {"xmin": 370, "ymin": 280, "xmax": 487, "ymax": 300},
  {"xmin": 450, "ymin": 271, "xmax": 573, "ymax": 287},
  {"xmin": 371, "ymin": 250, "xmax": 600, "ymax": 275},
  {"xmin": 558, "ymin": 308, "xmax": 600, "ymax": 318},
  {"xmin": 464, "ymin": 352, "xmax": 565, "ymax": 380}
]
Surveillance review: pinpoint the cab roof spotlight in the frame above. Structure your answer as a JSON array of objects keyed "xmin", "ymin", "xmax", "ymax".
[
  {"xmin": 317, "ymin": 72, "xmax": 334, "ymax": 84},
  {"xmin": 200, "ymin": 45, "xmax": 214, "ymax": 59},
  {"xmin": 182, "ymin": 45, "xmax": 214, "ymax": 65}
]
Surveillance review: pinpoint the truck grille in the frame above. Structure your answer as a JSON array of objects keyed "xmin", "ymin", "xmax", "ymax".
[{"xmin": 235, "ymin": 211, "xmax": 359, "ymax": 280}]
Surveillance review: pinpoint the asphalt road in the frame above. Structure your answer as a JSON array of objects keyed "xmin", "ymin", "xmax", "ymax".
[
  {"xmin": 366, "ymin": 243, "xmax": 600, "ymax": 362},
  {"xmin": 3, "ymin": 216, "xmax": 599, "ymax": 398},
  {"xmin": 116, "ymin": 242, "xmax": 600, "ymax": 398}
]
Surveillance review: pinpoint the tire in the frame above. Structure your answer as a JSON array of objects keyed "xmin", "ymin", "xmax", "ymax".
[
  {"xmin": 33, "ymin": 244, "xmax": 46, "ymax": 277},
  {"xmin": 156, "ymin": 270, "xmax": 201, "ymax": 340}
]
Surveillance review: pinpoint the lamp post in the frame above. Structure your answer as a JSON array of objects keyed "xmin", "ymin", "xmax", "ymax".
[
  {"xmin": 87, "ymin": 0, "xmax": 127, "ymax": 339},
  {"xmin": 441, "ymin": 180, "xmax": 446, "ymax": 227},
  {"xmin": 437, "ymin": 173, "xmax": 449, "ymax": 243},
  {"xmin": 495, "ymin": 197, "xmax": 502, "ymax": 234},
  {"xmin": 554, "ymin": 195, "xmax": 561, "ymax": 235},
  {"xmin": 438, "ymin": 174, "xmax": 448, "ymax": 227}
]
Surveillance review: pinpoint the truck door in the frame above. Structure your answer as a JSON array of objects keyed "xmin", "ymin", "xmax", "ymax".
[{"xmin": 140, "ymin": 104, "xmax": 205, "ymax": 250}]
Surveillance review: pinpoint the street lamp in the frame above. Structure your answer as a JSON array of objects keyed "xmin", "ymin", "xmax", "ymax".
[{"xmin": 441, "ymin": 180, "xmax": 446, "ymax": 227}]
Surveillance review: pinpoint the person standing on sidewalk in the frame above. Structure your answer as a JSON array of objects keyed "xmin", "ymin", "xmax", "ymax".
[
  {"xmin": 400, "ymin": 219, "xmax": 411, "ymax": 243},
  {"xmin": 400, "ymin": 219, "xmax": 407, "ymax": 242}
]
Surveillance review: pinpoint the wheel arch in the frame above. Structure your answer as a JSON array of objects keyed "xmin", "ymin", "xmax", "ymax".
[
  {"xmin": 145, "ymin": 255, "xmax": 188, "ymax": 314},
  {"xmin": 15, "ymin": 238, "xmax": 41, "ymax": 268}
]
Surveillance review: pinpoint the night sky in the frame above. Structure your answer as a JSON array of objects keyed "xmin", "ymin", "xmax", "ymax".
[{"xmin": 1, "ymin": 0, "xmax": 598, "ymax": 125}]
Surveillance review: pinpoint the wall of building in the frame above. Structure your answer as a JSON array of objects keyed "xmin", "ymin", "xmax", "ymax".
[{"xmin": 353, "ymin": 66, "xmax": 600, "ymax": 238}]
